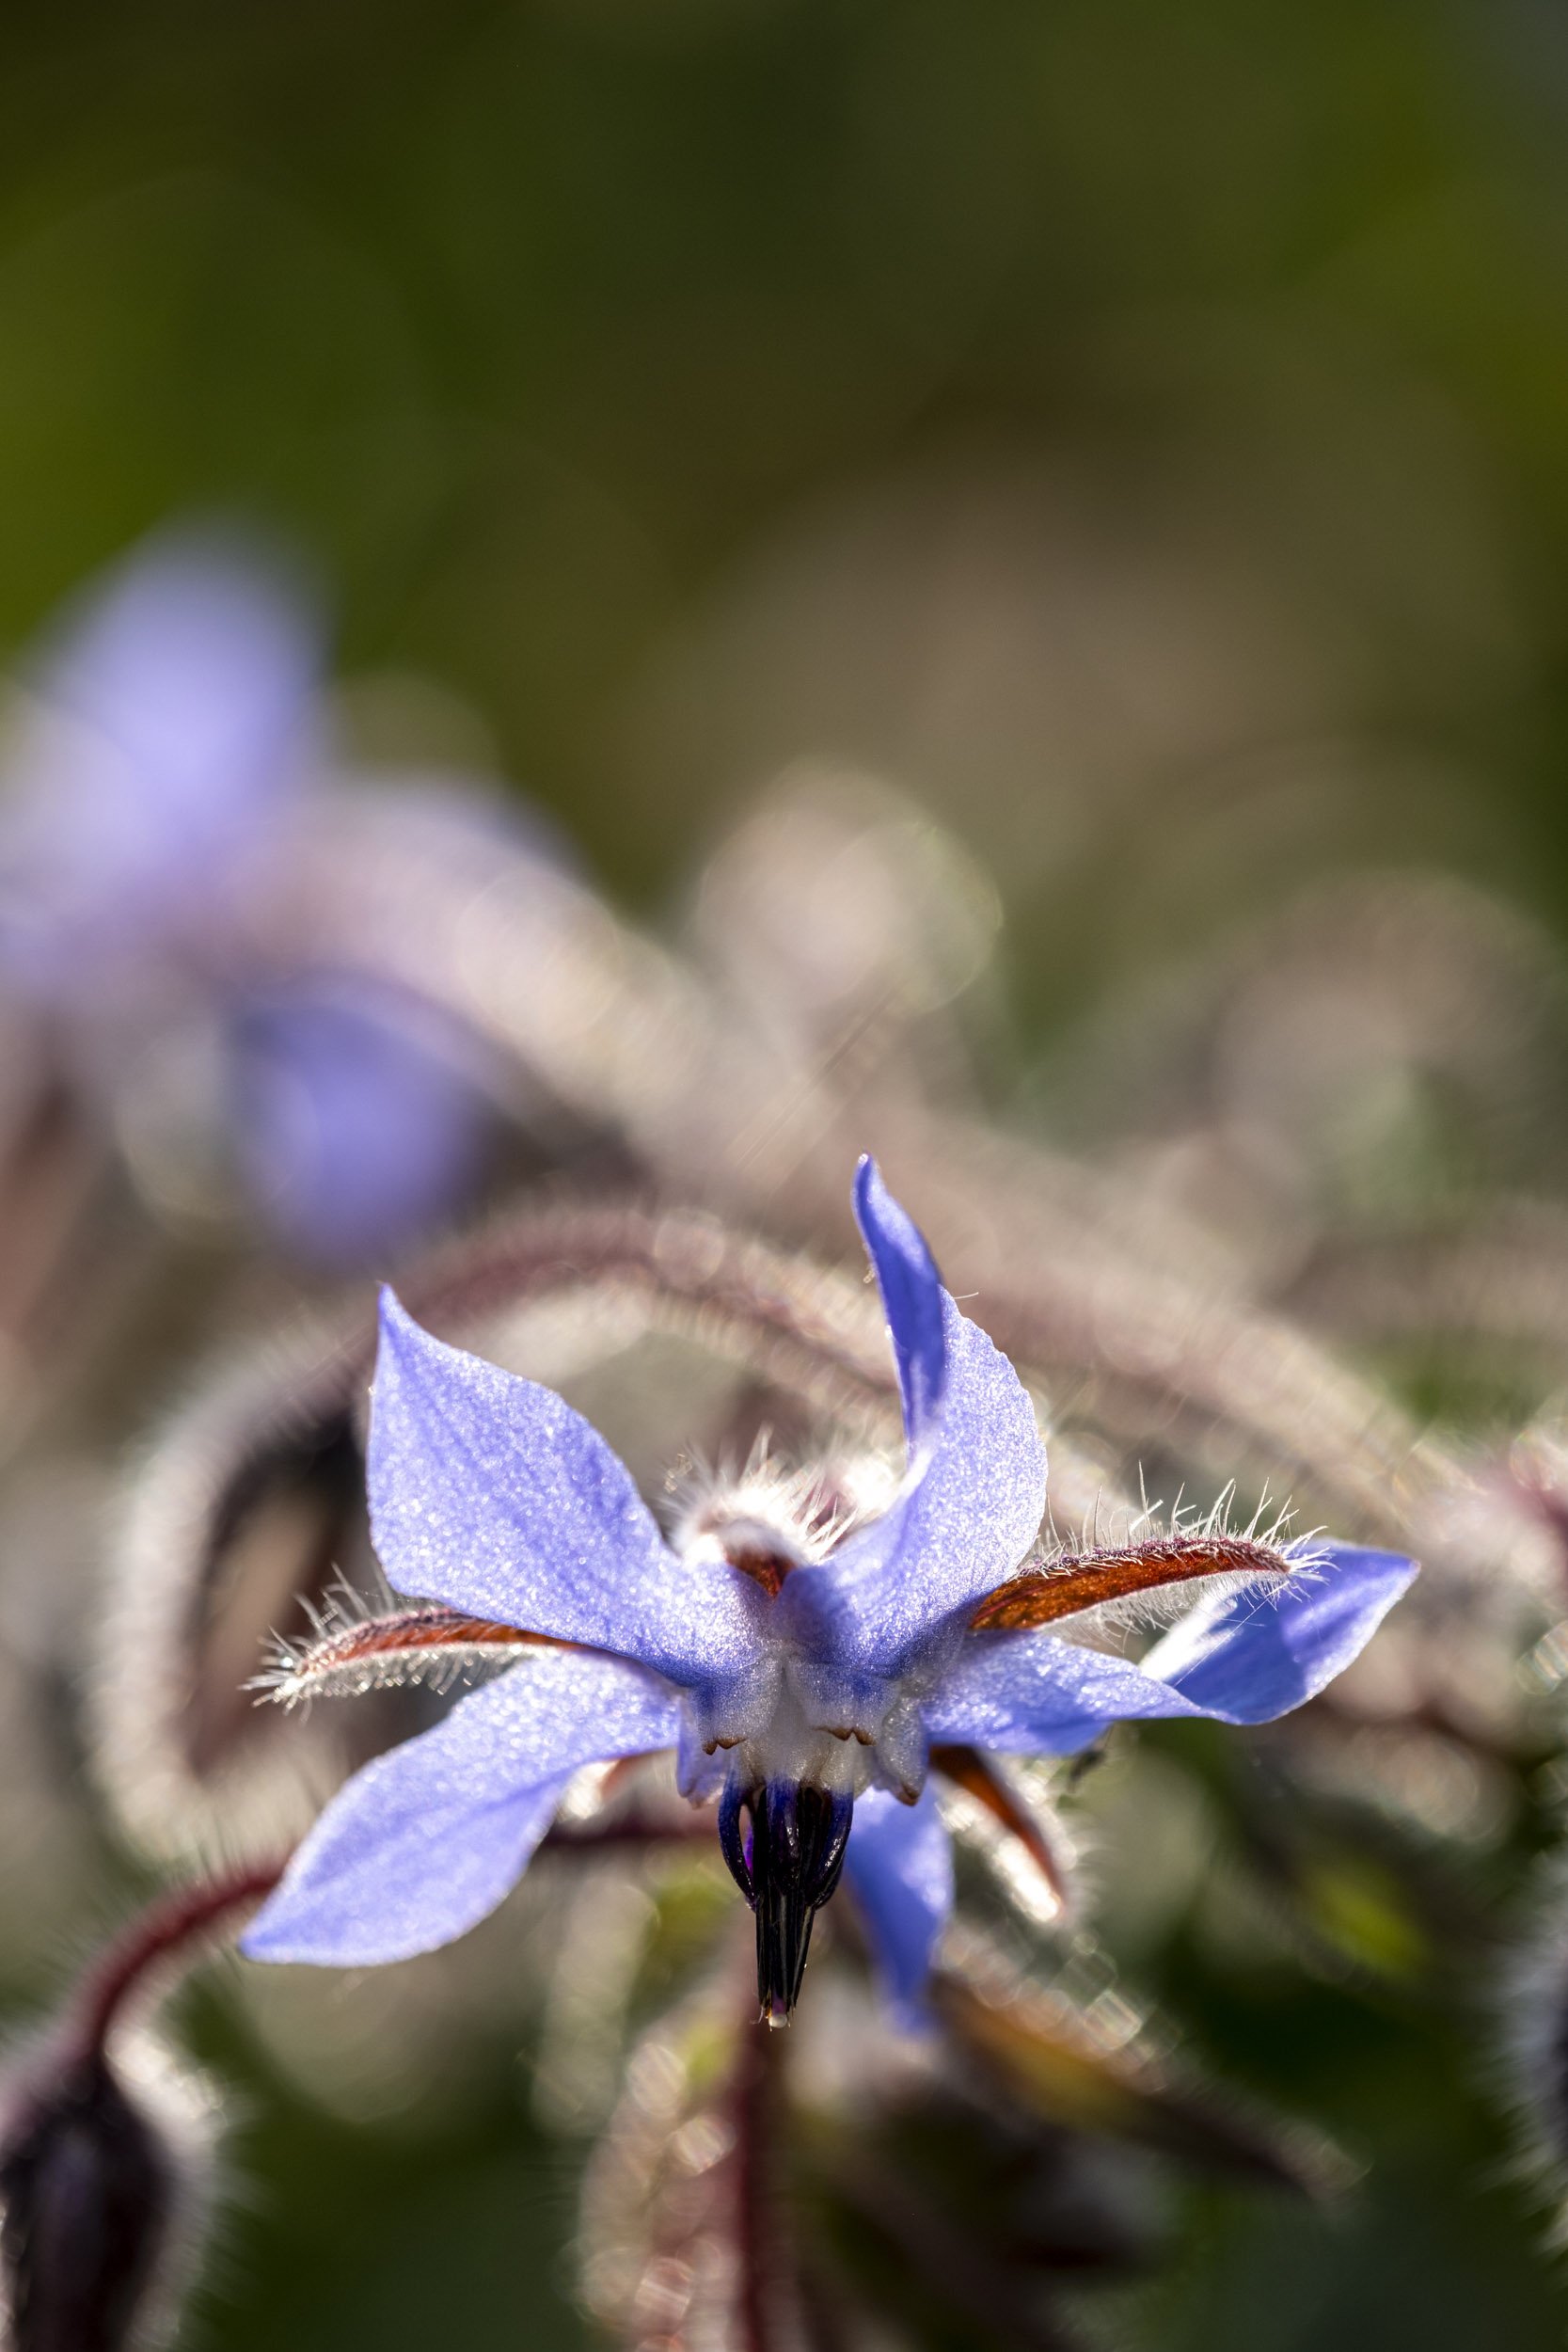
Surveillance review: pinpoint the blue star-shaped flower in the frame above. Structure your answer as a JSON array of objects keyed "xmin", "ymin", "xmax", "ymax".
[{"xmin": 244, "ymin": 1159, "xmax": 1417, "ymax": 2021}]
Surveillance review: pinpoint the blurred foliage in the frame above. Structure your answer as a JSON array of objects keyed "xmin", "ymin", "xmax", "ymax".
[
  {"xmin": 180, "ymin": 1996, "xmax": 586, "ymax": 2352},
  {"xmin": 0, "ymin": 0, "xmax": 1566, "ymax": 915}
]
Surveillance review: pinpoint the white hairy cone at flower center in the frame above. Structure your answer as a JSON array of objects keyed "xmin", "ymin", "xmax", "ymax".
[{"xmin": 669, "ymin": 1466, "xmax": 941, "ymax": 1807}]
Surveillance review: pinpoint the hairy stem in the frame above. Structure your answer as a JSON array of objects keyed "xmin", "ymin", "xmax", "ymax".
[{"xmin": 68, "ymin": 1862, "xmax": 288, "ymax": 2063}]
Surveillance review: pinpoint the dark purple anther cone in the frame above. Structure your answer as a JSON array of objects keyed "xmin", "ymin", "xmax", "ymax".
[
  {"xmin": 0, "ymin": 2044, "xmax": 174, "ymax": 2352},
  {"xmin": 720, "ymin": 1777, "xmax": 854, "ymax": 2025}
]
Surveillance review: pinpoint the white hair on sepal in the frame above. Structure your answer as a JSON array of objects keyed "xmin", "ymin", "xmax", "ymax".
[
  {"xmin": 1029, "ymin": 1482, "xmax": 1324, "ymax": 1652},
  {"xmin": 249, "ymin": 1568, "xmax": 532, "ymax": 1710},
  {"xmin": 249, "ymin": 1567, "xmax": 387, "ymax": 1707}
]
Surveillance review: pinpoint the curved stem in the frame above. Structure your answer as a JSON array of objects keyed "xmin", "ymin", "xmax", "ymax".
[{"xmin": 68, "ymin": 1860, "xmax": 288, "ymax": 2064}]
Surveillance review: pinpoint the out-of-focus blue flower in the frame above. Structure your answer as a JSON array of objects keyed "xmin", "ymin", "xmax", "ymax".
[
  {"xmin": 228, "ymin": 985, "xmax": 492, "ymax": 1270},
  {"xmin": 0, "ymin": 534, "xmax": 527, "ymax": 1265},
  {"xmin": 0, "ymin": 540, "xmax": 321, "ymax": 989},
  {"xmin": 244, "ymin": 1159, "xmax": 1417, "ymax": 2021}
]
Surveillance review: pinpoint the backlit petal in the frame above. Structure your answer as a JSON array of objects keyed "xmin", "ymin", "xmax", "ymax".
[
  {"xmin": 369, "ymin": 1291, "xmax": 765, "ymax": 1692},
  {"xmin": 1137, "ymin": 1540, "xmax": 1418, "ymax": 1723},
  {"xmin": 929, "ymin": 1543, "xmax": 1417, "ymax": 1750},
  {"xmin": 853, "ymin": 1154, "xmax": 946, "ymax": 1454},
  {"xmin": 925, "ymin": 1631, "xmax": 1208, "ymax": 1753},
  {"xmin": 778, "ymin": 1300, "xmax": 1046, "ymax": 1681},
  {"xmin": 243, "ymin": 1650, "xmax": 679, "ymax": 1965},
  {"xmin": 844, "ymin": 1782, "xmax": 954, "ymax": 2023}
]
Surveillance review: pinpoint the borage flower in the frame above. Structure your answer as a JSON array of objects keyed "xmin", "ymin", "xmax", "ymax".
[{"xmin": 244, "ymin": 1160, "xmax": 1417, "ymax": 2024}]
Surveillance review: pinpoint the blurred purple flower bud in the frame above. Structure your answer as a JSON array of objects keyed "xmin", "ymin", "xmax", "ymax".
[
  {"xmin": 0, "ymin": 2043, "xmax": 180, "ymax": 2352},
  {"xmin": 0, "ymin": 1864, "xmax": 282, "ymax": 2352}
]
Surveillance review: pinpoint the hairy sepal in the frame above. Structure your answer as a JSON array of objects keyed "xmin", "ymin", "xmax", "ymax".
[
  {"xmin": 970, "ymin": 1502, "xmax": 1315, "ymax": 1637},
  {"xmin": 254, "ymin": 1596, "xmax": 562, "ymax": 1708}
]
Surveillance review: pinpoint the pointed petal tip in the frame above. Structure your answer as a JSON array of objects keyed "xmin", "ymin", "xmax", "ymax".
[
  {"xmin": 237, "ymin": 1888, "xmax": 322, "ymax": 1966},
  {"xmin": 373, "ymin": 1286, "xmax": 449, "ymax": 1389},
  {"xmin": 372, "ymin": 1285, "xmax": 424, "ymax": 1400},
  {"xmin": 237, "ymin": 1908, "xmax": 412, "ymax": 1970},
  {"xmin": 237, "ymin": 1851, "xmax": 377, "ymax": 1968},
  {"xmin": 843, "ymin": 1783, "xmax": 954, "ymax": 2017},
  {"xmin": 848, "ymin": 1154, "xmax": 947, "ymax": 1454},
  {"xmin": 850, "ymin": 1154, "xmax": 937, "ymax": 1276},
  {"xmin": 778, "ymin": 1156, "xmax": 1046, "ymax": 1673},
  {"xmin": 376, "ymin": 1282, "xmax": 415, "ymax": 1338},
  {"xmin": 1138, "ymin": 1534, "xmax": 1421, "ymax": 1724}
]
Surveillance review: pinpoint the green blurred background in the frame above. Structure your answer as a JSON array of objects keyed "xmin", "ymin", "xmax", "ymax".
[
  {"xmin": 8, "ymin": 0, "xmax": 1568, "ymax": 928},
  {"xmin": 8, "ymin": 2, "xmax": 1568, "ymax": 2344}
]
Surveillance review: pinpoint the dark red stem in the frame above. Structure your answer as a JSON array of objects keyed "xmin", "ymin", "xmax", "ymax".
[
  {"xmin": 62, "ymin": 1813, "xmax": 700, "ymax": 2072},
  {"xmin": 734, "ymin": 2010, "xmax": 793, "ymax": 2352},
  {"xmin": 68, "ymin": 1861, "xmax": 289, "ymax": 2063}
]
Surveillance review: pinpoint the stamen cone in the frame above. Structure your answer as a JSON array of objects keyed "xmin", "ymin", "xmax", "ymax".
[{"xmin": 720, "ymin": 1779, "xmax": 853, "ymax": 2024}]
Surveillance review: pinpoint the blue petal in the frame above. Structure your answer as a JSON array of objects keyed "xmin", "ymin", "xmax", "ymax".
[
  {"xmin": 844, "ymin": 1783, "xmax": 953, "ymax": 2025},
  {"xmin": 230, "ymin": 986, "xmax": 489, "ymax": 1267},
  {"xmin": 368, "ymin": 1292, "xmax": 767, "ymax": 1693},
  {"xmin": 243, "ymin": 1649, "xmax": 680, "ymax": 1965},
  {"xmin": 927, "ymin": 1543, "xmax": 1418, "ymax": 1751},
  {"xmin": 1136, "ymin": 1540, "xmax": 1418, "ymax": 1723},
  {"xmin": 853, "ymin": 1155, "xmax": 946, "ymax": 1454},
  {"xmin": 777, "ymin": 1178, "xmax": 1046, "ymax": 1678},
  {"xmin": 924, "ymin": 1631, "xmax": 1210, "ymax": 1753}
]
